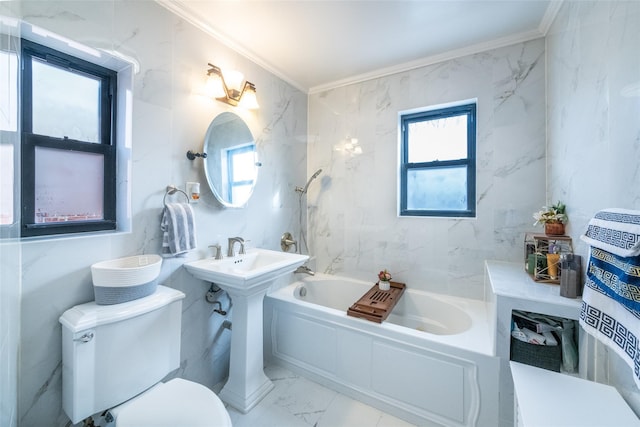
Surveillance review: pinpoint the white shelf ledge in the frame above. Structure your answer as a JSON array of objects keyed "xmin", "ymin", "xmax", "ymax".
[{"xmin": 511, "ymin": 361, "xmax": 640, "ymax": 426}]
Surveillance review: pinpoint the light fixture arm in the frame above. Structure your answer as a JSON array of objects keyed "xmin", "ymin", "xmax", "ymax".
[{"xmin": 240, "ymin": 81, "xmax": 257, "ymax": 99}]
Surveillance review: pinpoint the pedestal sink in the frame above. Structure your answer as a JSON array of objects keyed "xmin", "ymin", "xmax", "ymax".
[{"xmin": 184, "ymin": 248, "xmax": 308, "ymax": 413}]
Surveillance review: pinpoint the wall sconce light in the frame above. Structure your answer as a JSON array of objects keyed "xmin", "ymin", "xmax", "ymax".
[{"xmin": 205, "ymin": 63, "xmax": 259, "ymax": 109}]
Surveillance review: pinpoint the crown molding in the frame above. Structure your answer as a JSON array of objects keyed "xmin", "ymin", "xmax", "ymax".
[
  {"xmin": 308, "ymin": 28, "xmax": 545, "ymax": 94},
  {"xmin": 157, "ymin": 0, "xmax": 556, "ymax": 96},
  {"xmin": 154, "ymin": 0, "xmax": 308, "ymax": 93},
  {"xmin": 539, "ymin": 1, "xmax": 564, "ymax": 35}
]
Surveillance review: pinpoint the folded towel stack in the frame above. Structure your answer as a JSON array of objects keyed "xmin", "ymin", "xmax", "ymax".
[
  {"xmin": 580, "ymin": 208, "xmax": 640, "ymax": 388},
  {"xmin": 580, "ymin": 208, "xmax": 640, "ymax": 257},
  {"xmin": 161, "ymin": 203, "xmax": 197, "ymax": 256}
]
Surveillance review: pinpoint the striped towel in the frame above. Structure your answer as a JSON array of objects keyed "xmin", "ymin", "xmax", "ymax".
[
  {"xmin": 581, "ymin": 208, "xmax": 640, "ymax": 257},
  {"xmin": 161, "ymin": 203, "xmax": 197, "ymax": 256},
  {"xmin": 580, "ymin": 246, "xmax": 640, "ymax": 388}
]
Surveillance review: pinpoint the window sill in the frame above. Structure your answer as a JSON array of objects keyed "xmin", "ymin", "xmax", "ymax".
[
  {"xmin": 18, "ymin": 228, "xmax": 131, "ymax": 245},
  {"xmin": 400, "ymin": 211, "xmax": 476, "ymax": 218}
]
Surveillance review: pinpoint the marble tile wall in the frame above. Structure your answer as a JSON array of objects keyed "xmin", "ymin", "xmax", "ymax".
[
  {"xmin": 3, "ymin": 1, "xmax": 307, "ymax": 426},
  {"xmin": 308, "ymin": 39, "xmax": 547, "ymax": 299},
  {"xmin": 546, "ymin": 0, "xmax": 640, "ymax": 414},
  {"xmin": 0, "ymin": 237, "xmax": 19, "ymax": 427},
  {"xmin": 6, "ymin": 1, "xmax": 638, "ymax": 425}
]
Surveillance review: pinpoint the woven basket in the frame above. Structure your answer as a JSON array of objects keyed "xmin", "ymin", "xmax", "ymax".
[
  {"xmin": 91, "ymin": 255, "xmax": 162, "ymax": 305},
  {"xmin": 510, "ymin": 336, "xmax": 561, "ymax": 372}
]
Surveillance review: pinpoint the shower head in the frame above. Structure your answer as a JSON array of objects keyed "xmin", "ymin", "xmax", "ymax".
[{"xmin": 296, "ymin": 168, "xmax": 323, "ymax": 194}]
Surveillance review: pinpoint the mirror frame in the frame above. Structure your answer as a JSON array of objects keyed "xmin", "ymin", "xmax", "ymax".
[{"xmin": 203, "ymin": 112, "xmax": 258, "ymax": 208}]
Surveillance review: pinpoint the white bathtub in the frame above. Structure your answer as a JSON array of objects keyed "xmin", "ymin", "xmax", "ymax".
[{"xmin": 264, "ymin": 274, "xmax": 499, "ymax": 427}]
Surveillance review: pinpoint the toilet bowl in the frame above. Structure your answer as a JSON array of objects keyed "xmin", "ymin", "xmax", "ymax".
[{"xmin": 107, "ymin": 379, "xmax": 231, "ymax": 427}]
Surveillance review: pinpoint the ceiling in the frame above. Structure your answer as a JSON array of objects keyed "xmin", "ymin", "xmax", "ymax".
[{"xmin": 158, "ymin": 0, "xmax": 559, "ymax": 94}]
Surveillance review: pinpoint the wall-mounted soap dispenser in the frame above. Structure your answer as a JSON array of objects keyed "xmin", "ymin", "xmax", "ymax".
[{"xmin": 186, "ymin": 182, "xmax": 200, "ymax": 203}]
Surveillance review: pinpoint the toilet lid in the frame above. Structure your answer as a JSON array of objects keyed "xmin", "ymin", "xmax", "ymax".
[{"xmin": 115, "ymin": 378, "xmax": 232, "ymax": 427}]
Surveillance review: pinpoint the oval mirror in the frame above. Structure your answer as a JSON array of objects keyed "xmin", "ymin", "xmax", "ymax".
[{"xmin": 203, "ymin": 112, "xmax": 259, "ymax": 207}]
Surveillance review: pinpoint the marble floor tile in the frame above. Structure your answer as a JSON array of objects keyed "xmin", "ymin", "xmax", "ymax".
[
  {"xmin": 217, "ymin": 363, "xmax": 418, "ymax": 427},
  {"xmin": 317, "ymin": 393, "xmax": 417, "ymax": 427}
]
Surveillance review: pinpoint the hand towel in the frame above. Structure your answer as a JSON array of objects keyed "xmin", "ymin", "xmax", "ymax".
[
  {"xmin": 580, "ymin": 246, "xmax": 640, "ymax": 387},
  {"xmin": 581, "ymin": 208, "xmax": 640, "ymax": 257},
  {"xmin": 161, "ymin": 203, "xmax": 197, "ymax": 256}
]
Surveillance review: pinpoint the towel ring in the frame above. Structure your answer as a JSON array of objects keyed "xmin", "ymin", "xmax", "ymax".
[{"xmin": 163, "ymin": 185, "xmax": 190, "ymax": 206}]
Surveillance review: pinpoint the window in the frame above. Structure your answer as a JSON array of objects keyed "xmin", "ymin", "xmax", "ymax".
[
  {"xmin": 400, "ymin": 102, "xmax": 476, "ymax": 217},
  {"xmin": 20, "ymin": 39, "xmax": 117, "ymax": 237},
  {"xmin": 0, "ymin": 48, "xmax": 18, "ymax": 230}
]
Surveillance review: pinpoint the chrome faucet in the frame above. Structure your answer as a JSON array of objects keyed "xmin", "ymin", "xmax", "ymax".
[
  {"xmin": 208, "ymin": 244, "xmax": 223, "ymax": 260},
  {"xmin": 295, "ymin": 265, "xmax": 315, "ymax": 276},
  {"xmin": 227, "ymin": 237, "xmax": 245, "ymax": 257}
]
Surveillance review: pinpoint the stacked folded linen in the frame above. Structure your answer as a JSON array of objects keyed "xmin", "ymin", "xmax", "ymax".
[
  {"xmin": 580, "ymin": 208, "xmax": 640, "ymax": 387},
  {"xmin": 581, "ymin": 208, "xmax": 640, "ymax": 257}
]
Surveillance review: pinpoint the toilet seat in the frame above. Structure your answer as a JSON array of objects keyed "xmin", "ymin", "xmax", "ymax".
[{"xmin": 112, "ymin": 378, "xmax": 232, "ymax": 427}]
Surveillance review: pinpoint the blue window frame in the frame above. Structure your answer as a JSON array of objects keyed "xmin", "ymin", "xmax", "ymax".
[{"xmin": 400, "ymin": 103, "xmax": 476, "ymax": 217}]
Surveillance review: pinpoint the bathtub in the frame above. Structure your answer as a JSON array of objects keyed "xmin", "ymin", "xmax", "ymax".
[{"xmin": 264, "ymin": 274, "xmax": 499, "ymax": 427}]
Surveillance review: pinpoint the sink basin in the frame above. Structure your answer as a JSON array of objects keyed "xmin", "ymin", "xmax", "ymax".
[{"xmin": 184, "ymin": 248, "xmax": 308, "ymax": 291}]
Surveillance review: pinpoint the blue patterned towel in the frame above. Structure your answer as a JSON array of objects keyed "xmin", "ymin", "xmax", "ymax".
[
  {"xmin": 161, "ymin": 203, "xmax": 197, "ymax": 256},
  {"xmin": 580, "ymin": 246, "xmax": 640, "ymax": 388},
  {"xmin": 581, "ymin": 208, "xmax": 640, "ymax": 257}
]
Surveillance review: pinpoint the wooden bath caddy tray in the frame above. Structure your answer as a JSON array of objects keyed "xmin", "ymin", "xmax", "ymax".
[{"xmin": 347, "ymin": 281, "xmax": 406, "ymax": 323}]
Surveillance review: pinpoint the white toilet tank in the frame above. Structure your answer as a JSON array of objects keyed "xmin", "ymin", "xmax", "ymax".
[{"xmin": 59, "ymin": 285, "xmax": 185, "ymax": 424}]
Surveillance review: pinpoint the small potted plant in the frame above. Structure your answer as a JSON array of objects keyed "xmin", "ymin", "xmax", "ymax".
[
  {"xmin": 378, "ymin": 269, "xmax": 392, "ymax": 291},
  {"xmin": 533, "ymin": 201, "xmax": 568, "ymax": 235}
]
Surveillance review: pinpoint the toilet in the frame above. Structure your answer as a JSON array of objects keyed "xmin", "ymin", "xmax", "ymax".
[{"xmin": 59, "ymin": 285, "xmax": 232, "ymax": 426}]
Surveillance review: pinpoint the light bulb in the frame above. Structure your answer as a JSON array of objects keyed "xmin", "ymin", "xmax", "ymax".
[
  {"xmin": 239, "ymin": 84, "xmax": 259, "ymax": 109},
  {"xmin": 222, "ymin": 69, "xmax": 244, "ymax": 92},
  {"xmin": 205, "ymin": 73, "xmax": 226, "ymax": 98}
]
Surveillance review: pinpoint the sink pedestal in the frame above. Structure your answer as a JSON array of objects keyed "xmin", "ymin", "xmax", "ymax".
[
  {"xmin": 182, "ymin": 248, "xmax": 309, "ymax": 413},
  {"xmin": 219, "ymin": 287, "xmax": 273, "ymax": 413}
]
